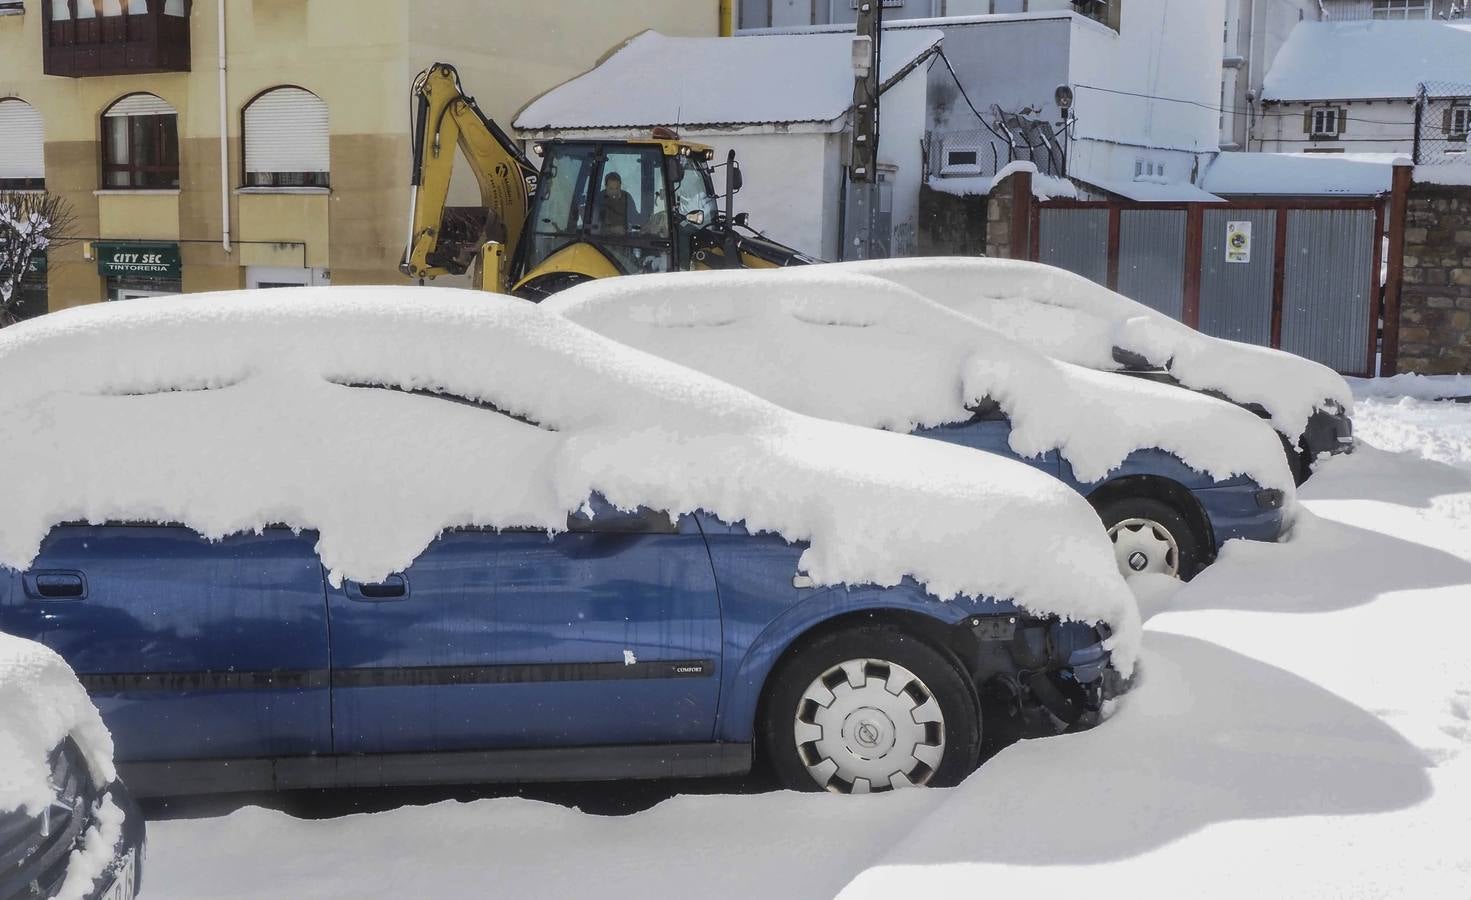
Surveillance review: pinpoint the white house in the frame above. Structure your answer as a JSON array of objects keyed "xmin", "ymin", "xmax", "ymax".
[
  {"xmin": 1257, "ymin": 20, "xmax": 1471, "ymax": 161},
  {"xmin": 741, "ymin": 1, "xmax": 1228, "ymax": 203},
  {"xmin": 514, "ymin": 29, "xmax": 943, "ymax": 261},
  {"xmin": 1220, "ymin": 0, "xmax": 1320, "ymax": 151}
]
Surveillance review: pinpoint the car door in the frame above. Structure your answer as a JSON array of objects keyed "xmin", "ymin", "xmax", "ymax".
[
  {"xmin": 0, "ymin": 525, "xmax": 331, "ymax": 763},
  {"xmin": 326, "ymin": 500, "xmax": 723, "ymax": 755}
]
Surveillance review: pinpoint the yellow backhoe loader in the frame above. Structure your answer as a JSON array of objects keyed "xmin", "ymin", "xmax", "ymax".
[{"xmin": 402, "ymin": 63, "xmax": 816, "ymax": 300}]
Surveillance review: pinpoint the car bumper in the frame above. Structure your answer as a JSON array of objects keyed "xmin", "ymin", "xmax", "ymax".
[{"xmin": 1191, "ymin": 480, "xmax": 1288, "ymax": 549}]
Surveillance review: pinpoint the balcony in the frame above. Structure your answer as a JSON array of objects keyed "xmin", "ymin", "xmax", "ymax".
[{"xmin": 43, "ymin": 0, "xmax": 191, "ymax": 78}]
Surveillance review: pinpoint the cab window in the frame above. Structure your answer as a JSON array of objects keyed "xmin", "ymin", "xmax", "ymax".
[
  {"xmin": 589, "ymin": 147, "xmax": 674, "ymax": 274},
  {"xmin": 525, "ymin": 144, "xmax": 598, "ymax": 275}
]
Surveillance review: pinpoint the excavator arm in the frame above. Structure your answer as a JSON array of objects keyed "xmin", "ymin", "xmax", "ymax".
[{"xmin": 401, "ymin": 63, "xmax": 539, "ymax": 290}]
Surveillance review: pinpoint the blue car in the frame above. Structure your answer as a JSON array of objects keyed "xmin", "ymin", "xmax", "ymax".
[
  {"xmin": 0, "ymin": 287, "xmax": 1134, "ymax": 797},
  {"xmin": 544, "ymin": 267, "xmax": 1297, "ymax": 581},
  {"xmin": 1, "ymin": 502, "xmax": 1109, "ymax": 797},
  {"xmin": 917, "ymin": 402, "xmax": 1286, "ymax": 580}
]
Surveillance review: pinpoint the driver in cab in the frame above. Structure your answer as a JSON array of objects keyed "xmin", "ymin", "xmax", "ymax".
[{"xmin": 596, "ymin": 172, "xmax": 639, "ymax": 236}]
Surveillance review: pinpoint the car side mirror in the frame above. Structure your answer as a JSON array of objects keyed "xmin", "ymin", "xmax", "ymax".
[{"xmin": 733, "ymin": 212, "xmax": 750, "ymax": 227}]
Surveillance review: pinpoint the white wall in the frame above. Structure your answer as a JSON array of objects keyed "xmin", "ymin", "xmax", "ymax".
[
  {"xmin": 698, "ymin": 130, "xmax": 844, "ymax": 260},
  {"xmin": 1257, "ymin": 99, "xmax": 1417, "ymax": 155},
  {"xmin": 879, "ymin": 65, "xmax": 931, "ymax": 256}
]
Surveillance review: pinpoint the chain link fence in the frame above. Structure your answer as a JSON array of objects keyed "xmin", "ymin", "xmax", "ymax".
[{"xmin": 1416, "ymin": 81, "xmax": 1471, "ymax": 167}]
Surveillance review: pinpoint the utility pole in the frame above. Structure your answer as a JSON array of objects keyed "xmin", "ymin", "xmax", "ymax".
[{"xmin": 849, "ymin": 1, "xmax": 882, "ymax": 260}]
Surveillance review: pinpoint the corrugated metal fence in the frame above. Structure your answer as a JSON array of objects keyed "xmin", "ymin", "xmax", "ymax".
[{"xmin": 1034, "ymin": 199, "xmax": 1384, "ymax": 377}]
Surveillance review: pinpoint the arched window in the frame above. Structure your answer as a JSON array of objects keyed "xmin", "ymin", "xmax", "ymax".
[
  {"xmin": 243, "ymin": 87, "xmax": 329, "ymax": 188},
  {"xmin": 0, "ymin": 99, "xmax": 45, "ymax": 191},
  {"xmin": 101, "ymin": 92, "xmax": 178, "ymax": 189}
]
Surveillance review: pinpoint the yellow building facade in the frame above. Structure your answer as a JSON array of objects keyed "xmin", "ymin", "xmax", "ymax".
[{"xmin": 0, "ymin": 0, "xmax": 719, "ymax": 314}]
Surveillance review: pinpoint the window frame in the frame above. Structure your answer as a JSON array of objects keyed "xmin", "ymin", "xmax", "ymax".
[
  {"xmin": 1371, "ymin": 0, "xmax": 1429, "ymax": 19},
  {"xmin": 1448, "ymin": 104, "xmax": 1471, "ymax": 142},
  {"xmin": 1309, "ymin": 106, "xmax": 1343, "ymax": 140},
  {"xmin": 100, "ymin": 94, "xmax": 179, "ymax": 190},
  {"xmin": 240, "ymin": 85, "xmax": 331, "ymax": 190}
]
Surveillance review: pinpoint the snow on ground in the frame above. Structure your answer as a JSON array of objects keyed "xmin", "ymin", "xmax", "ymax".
[{"xmin": 138, "ymin": 391, "xmax": 1471, "ymax": 899}]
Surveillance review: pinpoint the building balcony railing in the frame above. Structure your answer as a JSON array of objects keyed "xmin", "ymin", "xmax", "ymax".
[{"xmin": 42, "ymin": 0, "xmax": 192, "ymax": 79}]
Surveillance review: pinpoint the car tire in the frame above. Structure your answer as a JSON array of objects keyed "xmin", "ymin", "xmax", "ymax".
[
  {"xmin": 1094, "ymin": 495, "xmax": 1205, "ymax": 581},
  {"xmin": 760, "ymin": 624, "xmax": 981, "ymax": 793}
]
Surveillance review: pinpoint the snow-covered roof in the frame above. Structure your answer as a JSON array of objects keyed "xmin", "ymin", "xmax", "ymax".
[
  {"xmin": 0, "ymin": 632, "xmax": 116, "ymax": 815},
  {"xmin": 1201, "ymin": 152, "xmax": 1402, "ymax": 197},
  {"xmin": 835, "ymin": 258, "xmax": 1353, "ymax": 441},
  {"xmin": 1262, "ymin": 21, "xmax": 1471, "ymax": 102},
  {"xmin": 1077, "ymin": 177, "xmax": 1224, "ymax": 204},
  {"xmin": 545, "ymin": 267, "xmax": 1295, "ymax": 496},
  {"xmin": 515, "ymin": 29, "xmax": 944, "ymax": 131},
  {"xmin": 0, "ymin": 287, "xmax": 1137, "ymax": 667}
]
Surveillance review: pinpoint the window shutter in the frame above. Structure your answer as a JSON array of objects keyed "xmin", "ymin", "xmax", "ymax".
[
  {"xmin": 0, "ymin": 100, "xmax": 45, "ymax": 181},
  {"xmin": 1304, "ymin": 109, "xmax": 1313, "ymax": 133},
  {"xmin": 1337, "ymin": 107, "xmax": 1347, "ymax": 134},
  {"xmin": 1446, "ymin": 109, "xmax": 1456, "ymax": 134},
  {"xmin": 104, "ymin": 93, "xmax": 176, "ymax": 117},
  {"xmin": 244, "ymin": 88, "xmax": 329, "ymax": 175}
]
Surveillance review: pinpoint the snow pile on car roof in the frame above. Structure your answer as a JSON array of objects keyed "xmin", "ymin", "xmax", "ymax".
[
  {"xmin": 836, "ymin": 257, "xmax": 1354, "ymax": 441},
  {"xmin": 545, "ymin": 268, "xmax": 1295, "ymax": 493},
  {"xmin": 0, "ymin": 288, "xmax": 1139, "ymax": 669},
  {"xmin": 0, "ymin": 632, "xmax": 115, "ymax": 814}
]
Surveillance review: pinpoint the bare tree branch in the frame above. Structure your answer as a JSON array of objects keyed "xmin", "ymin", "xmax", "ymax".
[{"xmin": 0, "ymin": 191, "xmax": 77, "ymax": 327}]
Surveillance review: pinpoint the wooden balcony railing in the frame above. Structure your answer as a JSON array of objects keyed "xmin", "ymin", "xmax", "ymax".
[{"xmin": 42, "ymin": 0, "xmax": 192, "ymax": 78}]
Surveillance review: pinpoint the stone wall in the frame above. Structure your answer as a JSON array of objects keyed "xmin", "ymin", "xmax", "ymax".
[
  {"xmin": 1399, "ymin": 184, "xmax": 1471, "ymax": 375},
  {"xmin": 914, "ymin": 171, "xmax": 1029, "ymax": 259}
]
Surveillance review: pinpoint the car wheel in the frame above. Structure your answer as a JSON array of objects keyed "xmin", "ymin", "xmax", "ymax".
[
  {"xmin": 761, "ymin": 624, "xmax": 981, "ymax": 793},
  {"xmin": 1094, "ymin": 495, "xmax": 1204, "ymax": 580}
]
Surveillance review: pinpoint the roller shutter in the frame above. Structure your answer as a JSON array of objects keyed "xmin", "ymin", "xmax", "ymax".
[
  {"xmin": 0, "ymin": 100, "xmax": 44, "ymax": 181},
  {"xmin": 244, "ymin": 88, "xmax": 329, "ymax": 176}
]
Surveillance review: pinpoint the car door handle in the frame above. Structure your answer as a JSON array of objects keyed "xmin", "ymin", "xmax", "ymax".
[
  {"xmin": 347, "ymin": 574, "xmax": 409, "ymax": 602},
  {"xmin": 24, "ymin": 571, "xmax": 88, "ymax": 600}
]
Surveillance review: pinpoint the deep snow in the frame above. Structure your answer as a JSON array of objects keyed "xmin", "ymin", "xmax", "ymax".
[
  {"xmin": 544, "ymin": 267, "xmax": 1295, "ymax": 492},
  {"xmin": 0, "ymin": 286, "xmax": 1137, "ymax": 660},
  {"xmin": 136, "ymin": 390, "xmax": 1471, "ymax": 899}
]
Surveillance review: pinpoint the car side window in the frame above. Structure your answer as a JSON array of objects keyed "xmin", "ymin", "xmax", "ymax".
[{"xmin": 566, "ymin": 494, "xmax": 678, "ymax": 534}]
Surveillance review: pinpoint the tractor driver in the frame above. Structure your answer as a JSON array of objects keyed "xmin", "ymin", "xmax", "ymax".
[{"xmin": 597, "ymin": 172, "xmax": 640, "ymax": 236}]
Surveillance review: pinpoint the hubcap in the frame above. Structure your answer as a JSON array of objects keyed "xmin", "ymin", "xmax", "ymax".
[
  {"xmin": 793, "ymin": 658, "xmax": 946, "ymax": 793},
  {"xmin": 1108, "ymin": 517, "xmax": 1181, "ymax": 578}
]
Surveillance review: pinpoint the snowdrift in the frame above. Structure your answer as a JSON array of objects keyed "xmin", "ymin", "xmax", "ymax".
[
  {"xmin": 545, "ymin": 267, "xmax": 1295, "ymax": 493},
  {"xmin": 834, "ymin": 257, "xmax": 1354, "ymax": 442},
  {"xmin": 0, "ymin": 632, "xmax": 115, "ymax": 814},
  {"xmin": 0, "ymin": 288, "xmax": 1139, "ymax": 669}
]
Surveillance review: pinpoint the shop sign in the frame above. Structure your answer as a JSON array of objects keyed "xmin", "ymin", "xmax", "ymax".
[
  {"xmin": 96, "ymin": 243, "xmax": 182, "ymax": 278},
  {"xmin": 26, "ymin": 254, "xmax": 46, "ymax": 276}
]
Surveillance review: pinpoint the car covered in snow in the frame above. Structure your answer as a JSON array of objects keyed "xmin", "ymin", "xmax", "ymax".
[
  {"xmin": 544, "ymin": 268, "xmax": 1296, "ymax": 581},
  {"xmin": 0, "ymin": 631, "xmax": 144, "ymax": 900},
  {"xmin": 836, "ymin": 257, "xmax": 1355, "ymax": 484},
  {"xmin": 0, "ymin": 288, "xmax": 1139, "ymax": 796}
]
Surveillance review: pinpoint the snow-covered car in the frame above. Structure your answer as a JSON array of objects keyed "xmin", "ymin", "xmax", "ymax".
[
  {"xmin": 544, "ymin": 267, "xmax": 1296, "ymax": 581},
  {"xmin": 0, "ymin": 631, "xmax": 144, "ymax": 900},
  {"xmin": 0, "ymin": 288, "xmax": 1138, "ymax": 795},
  {"xmin": 835, "ymin": 257, "xmax": 1356, "ymax": 484}
]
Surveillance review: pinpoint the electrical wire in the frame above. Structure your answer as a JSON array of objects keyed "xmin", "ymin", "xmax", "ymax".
[{"xmin": 1073, "ymin": 82, "xmax": 1424, "ymax": 127}]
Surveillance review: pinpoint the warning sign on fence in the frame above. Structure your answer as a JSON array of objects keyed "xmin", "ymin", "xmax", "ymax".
[{"xmin": 1225, "ymin": 221, "xmax": 1252, "ymax": 264}]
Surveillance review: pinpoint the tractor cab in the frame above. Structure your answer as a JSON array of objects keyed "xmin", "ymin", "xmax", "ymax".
[{"xmin": 513, "ymin": 132, "xmax": 722, "ymax": 298}]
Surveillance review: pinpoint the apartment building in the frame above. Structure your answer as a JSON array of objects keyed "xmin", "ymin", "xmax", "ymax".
[{"xmin": 0, "ymin": 0, "xmax": 718, "ymax": 316}]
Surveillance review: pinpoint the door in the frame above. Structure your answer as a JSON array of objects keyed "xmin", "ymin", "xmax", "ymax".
[
  {"xmin": 0, "ymin": 526, "xmax": 331, "ymax": 763},
  {"xmin": 1199, "ymin": 208, "xmax": 1277, "ymax": 346},
  {"xmin": 327, "ymin": 502, "xmax": 723, "ymax": 755}
]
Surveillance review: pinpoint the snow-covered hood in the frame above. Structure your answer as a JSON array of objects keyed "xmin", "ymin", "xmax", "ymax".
[
  {"xmin": 545, "ymin": 268, "xmax": 1296, "ymax": 494},
  {"xmin": 0, "ymin": 632, "xmax": 116, "ymax": 815},
  {"xmin": 0, "ymin": 288, "xmax": 1140, "ymax": 671},
  {"xmin": 834, "ymin": 257, "xmax": 1355, "ymax": 442}
]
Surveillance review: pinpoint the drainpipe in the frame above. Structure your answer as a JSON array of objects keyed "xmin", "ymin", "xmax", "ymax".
[{"xmin": 217, "ymin": 0, "xmax": 232, "ymax": 254}]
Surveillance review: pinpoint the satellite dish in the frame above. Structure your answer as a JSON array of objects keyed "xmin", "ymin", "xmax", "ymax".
[{"xmin": 1055, "ymin": 85, "xmax": 1075, "ymax": 111}]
